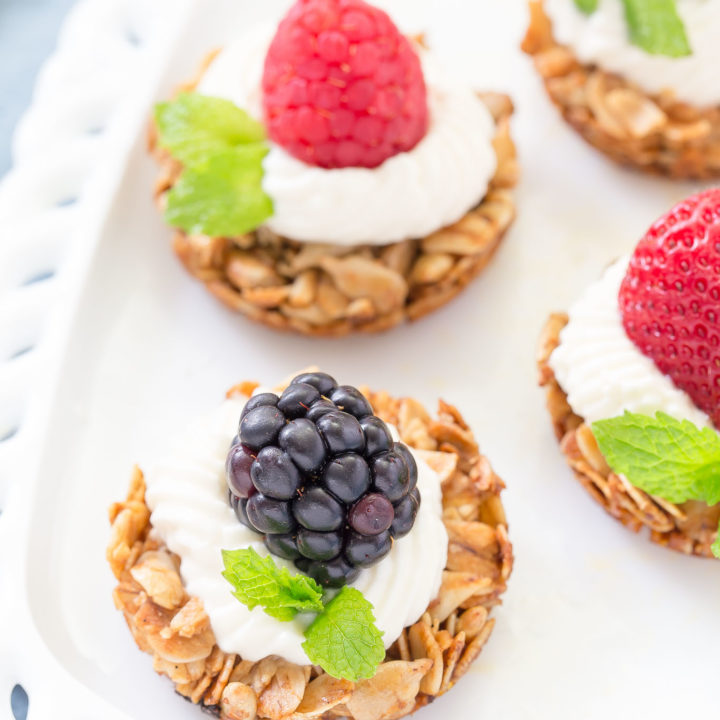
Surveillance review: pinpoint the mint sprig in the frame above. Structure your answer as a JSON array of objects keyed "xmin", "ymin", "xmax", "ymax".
[
  {"xmin": 222, "ymin": 548, "xmax": 386, "ymax": 678},
  {"xmin": 622, "ymin": 0, "xmax": 691, "ymax": 57},
  {"xmin": 165, "ymin": 148, "xmax": 273, "ymax": 237},
  {"xmin": 592, "ymin": 412, "xmax": 720, "ymax": 557},
  {"xmin": 155, "ymin": 93, "xmax": 266, "ymax": 167},
  {"xmin": 573, "ymin": 0, "xmax": 691, "ymax": 57},
  {"xmin": 302, "ymin": 587, "xmax": 385, "ymax": 682},
  {"xmin": 154, "ymin": 93, "xmax": 273, "ymax": 236},
  {"xmin": 574, "ymin": 0, "xmax": 599, "ymax": 13},
  {"xmin": 222, "ymin": 547, "xmax": 324, "ymax": 621}
]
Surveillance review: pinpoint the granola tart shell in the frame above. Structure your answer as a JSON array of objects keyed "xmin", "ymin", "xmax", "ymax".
[
  {"xmin": 149, "ymin": 53, "xmax": 518, "ymax": 337},
  {"xmin": 108, "ymin": 382, "xmax": 513, "ymax": 719},
  {"xmin": 538, "ymin": 313, "xmax": 720, "ymax": 557},
  {"xmin": 522, "ymin": 1, "xmax": 720, "ymax": 179}
]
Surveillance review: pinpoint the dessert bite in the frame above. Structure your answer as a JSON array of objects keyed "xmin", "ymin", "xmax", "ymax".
[
  {"xmin": 538, "ymin": 189, "xmax": 720, "ymax": 556},
  {"xmin": 151, "ymin": 0, "xmax": 518, "ymax": 336},
  {"xmin": 523, "ymin": 0, "xmax": 720, "ymax": 178},
  {"xmin": 108, "ymin": 371, "xmax": 513, "ymax": 718}
]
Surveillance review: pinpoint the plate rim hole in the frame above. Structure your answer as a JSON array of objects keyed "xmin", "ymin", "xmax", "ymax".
[
  {"xmin": 55, "ymin": 196, "xmax": 78, "ymax": 208},
  {"xmin": 125, "ymin": 28, "xmax": 142, "ymax": 47},
  {"xmin": 0, "ymin": 426, "xmax": 19, "ymax": 443},
  {"xmin": 10, "ymin": 684, "xmax": 28, "ymax": 720},
  {"xmin": 21, "ymin": 268, "xmax": 56, "ymax": 287}
]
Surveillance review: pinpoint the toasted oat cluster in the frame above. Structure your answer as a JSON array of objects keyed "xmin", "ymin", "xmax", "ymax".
[
  {"xmin": 150, "ymin": 55, "xmax": 518, "ymax": 337},
  {"xmin": 538, "ymin": 313, "xmax": 720, "ymax": 557},
  {"xmin": 522, "ymin": 1, "xmax": 720, "ymax": 179},
  {"xmin": 108, "ymin": 383, "xmax": 513, "ymax": 719}
]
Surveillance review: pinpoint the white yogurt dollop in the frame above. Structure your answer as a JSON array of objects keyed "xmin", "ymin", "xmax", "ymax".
[
  {"xmin": 549, "ymin": 257, "xmax": 713, "ymax": 427},
  {"xmin": 544, "ymin": 0, "xmax": 720, "ymax": 107},
  {"xmin": 198, "ymin": 27, "xmax": 497, "ymax": 245},
  {"xmin": 145, "ymin": 396, "xmax": 448, "ymax": 666}
]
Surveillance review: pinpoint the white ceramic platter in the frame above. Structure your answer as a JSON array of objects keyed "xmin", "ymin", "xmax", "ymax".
[{"xmin": 1, "ymin": 0, "xmax": 718, "ymax": 717}]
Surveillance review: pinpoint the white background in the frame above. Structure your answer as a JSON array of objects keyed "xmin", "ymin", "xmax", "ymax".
[{"xmin": 1, "ymin": 0, "xmax": 717, "ymax": 718}]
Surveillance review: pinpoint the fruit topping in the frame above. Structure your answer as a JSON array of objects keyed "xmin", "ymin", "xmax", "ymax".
[
  {"xmin": 348, "ymin": 492, "xmax": 393, "ymax": 535},
  {"xmin": 293, "ymin": 486, "xmax": 345, "ymax": 531},
  {"xmin": 240, "ymin": 405, "xmax": 286, "ymax": 450},
  {"xmin": 321, "ymin": 453, "xmax": 371, "ymax": 503},
  {"xmin": 369, "ymin": 450, "xmax": 410, "ymax": 502},
  {"xmin": 344, "ymin": 529, "xmax": 392, "ymax": 567},
  {"xmin": 246, "ymin": 494, "xmax": 296, "ymax": 534},
  {"xmin": 226, "ymin": 371, "xmax": 421, "ymax": 586},
  {"xmin": 262, "ymin": 0, "xmax": 429, "ymax": 169},
  {"xmin": 619, "ymin": 188, "xmax": 720, "ymax": 428},
  {"xmin": 226, "ymin": 444, "xmax": 256, "ymax": 498}
]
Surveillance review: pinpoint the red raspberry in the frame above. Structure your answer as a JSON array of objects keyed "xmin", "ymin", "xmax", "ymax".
[
  {"xmin": 619, "ymin": 188, "xmax": 720, "ymax": 427},
  {"xmin": 262, "ymin": 0, "xmax": 428, "ymax": 169}
]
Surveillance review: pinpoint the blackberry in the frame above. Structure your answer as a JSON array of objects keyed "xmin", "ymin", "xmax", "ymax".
[
  {"xmin": 344, "ymin": 530, "xmax": 392, "ymax": 568},
  {"xmin": 330, "ymin": 385, "xmax": 373, "ymax": 419},
  {"xmin": 306, "ymin": 398, "xmax": 337, "ymax": 422},
  {"xmin": 297, "ymin": 529, "xmax": 343, "ymax": 561},
  {"xmin": 391, "ymin": 487, "xmax": 421, "ymax": 539},
  {"xmin": 230, "ymin": 492, "xmax": 262, "ymax": 535},
  {"xmin": 251, "ymin": 447, "xmax": 301, "ymax": 500},
  {"xmin": 361, "ymin": 416, "xmax": 393, "ymax": 456},
  {"xmin": 316, "ymin": 411, "xmax": 365, "ymax": 454},
  {"xmin": 241, "ymin": 405, "xmax": 285, "ymax": 450},
  {"xmin": 226, "ymin": 372, "xmax": 422, "ymax": 587},
  {"xmin": 293, "ymin": 487, "xmax": 344, "ymax": 532},
  {"xmin": 278, "ymin": 383, "xmax": 320, "ymax": 419},
  {"xmin": 348, "ymin": 493, "xmax": 393, "ymax": 535},
  {"xmin": 226, "ymin": 444, "xmax": 256, "ymax": 499},
  {"xmin": 291, "ymin": 371, "xmax": 337, "ymax": 396},
  {"xmin": 264, "ymin": 533, "xmax": 302, "ymax": 561},
  {"xmin": 321, "ymin": 453, "xmax": 370, "ymax": 504},
  {"xmin": 394, "ymin": 442, "xmax": 419, "ymax": 492},
  {"xmin": 241, "ymin": 392, "xmax": 279, "ymax": 420},
  {"xmin": 246, "ymin": 494, "xmax": 295, "ymax": 534},
  {"xmin": 279, "ymin": 419, "xmax": 326, "ymax": 474},
  {"xmin": 370, "ymin": 450, "xmax": 410, "ymax": 502},
  {"xmin": 306, "ymin": 557, "xmax": 360, "ymax": 589}
]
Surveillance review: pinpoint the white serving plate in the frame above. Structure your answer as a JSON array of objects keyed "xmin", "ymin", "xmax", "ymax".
[{"xmin": 1, "ymin": 0, "xmax": 718, "ymax": 717}]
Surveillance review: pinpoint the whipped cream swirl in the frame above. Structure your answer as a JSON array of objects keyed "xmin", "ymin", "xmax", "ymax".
[
  {"xmin": 145, "ymin": 395, "xmax": 448, "ymax": 665},
  {"xmin": 197, "ymin": 27, "xmax": 497, "ymax": 245},
  {"xmin": 544, "ymin": 0, "xmax": 720, "ymax": 107},
  {"xmin": 549, "ymin": 257, "xmax": 714, "ymax": 428}
]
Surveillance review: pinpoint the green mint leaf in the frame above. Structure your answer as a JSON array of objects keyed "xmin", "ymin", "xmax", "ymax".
[
  {"xmin": 155, "ymin": 92, "xmax": 266, "ymax": 168},
  {"xmin": 302, "ymin": 587, "xmax": 385, "ymax": 682},
  {"xmin": 165, "ymin": 147, "xmax": 273, "ymax": 237},
  {"xmin": 621, "ymin": 0, "xmax": 691, "ymax": 57},
  {"xmin": 592, "ymin": 412, "xmax": 720, "ymax": 505},
  {"xmin": 222, "ymin": 547, "xmax": 324, "ymax": 621},
  {"xmin": 155, "ymin": 92, "xmax": 273, "ymax": 236},
  {"xmin": 574, "ymin": 0, "xmax": 599, "ymax": 13},
  {"xmin": 712, "ymin": 522, "xmax": 720, "ymax": 559}
]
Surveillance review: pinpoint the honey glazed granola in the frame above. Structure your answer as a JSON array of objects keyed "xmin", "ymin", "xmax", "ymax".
[
  {"xmin": 108, "ymin": 382, "xmax": 513, "ymax": 719},
  {"xmin": 522, "ymin": 0, "xmax": 720, "ymax": 179},
  {"xmin": 150, "ymin": 51, "xmax": 518, "ymax": 337},
  {"xmin": 538, "ymin": 313, "xmax": 720, "ymax": 557}
]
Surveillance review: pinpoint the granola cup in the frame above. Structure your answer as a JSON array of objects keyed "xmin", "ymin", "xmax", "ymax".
[
  {"xmin": 538, "ymin": 313, "xmax": 720, "ymax": 557},
  {"xmin": 150, "ymin": 54, "xmax": 518, "ymax": 337},
  {"xmin": 522, "ymin": 1, "xmax": 720, "ymax": 179},
  {"xmin": 108, "ymin": 382, "xmax": 513, "ymax": 719}
]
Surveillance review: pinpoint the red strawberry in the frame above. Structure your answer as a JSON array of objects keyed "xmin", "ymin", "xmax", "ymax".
[
  {"xmin": 262, "ymin": 0, "xmax": 428, "ymax": 169},
  {"xmin": 619, "ymin": 188, "xmax": 720, "ymax": 427}
]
